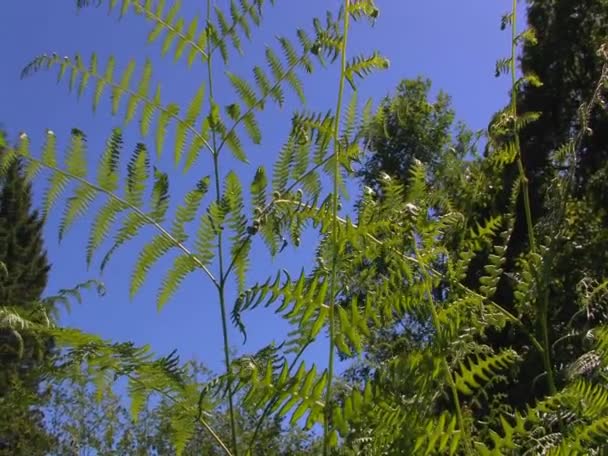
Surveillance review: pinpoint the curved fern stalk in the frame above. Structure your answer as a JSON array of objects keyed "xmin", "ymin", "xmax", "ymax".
[
  {"xmin": 505, "ymin": 0, "xmax": 557, "ymax": 396},
  {"xmin": 324, "ymin": 1, "xmax": 351, "ymax": 453},
  {"xmin": 203, "ymin": 1, "xmax": 238, "ymax": 453}
]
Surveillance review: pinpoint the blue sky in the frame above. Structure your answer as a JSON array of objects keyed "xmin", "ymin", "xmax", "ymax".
[{"xmin": 0, "ymin": 0, "xmax": 515, "ymax": 373}]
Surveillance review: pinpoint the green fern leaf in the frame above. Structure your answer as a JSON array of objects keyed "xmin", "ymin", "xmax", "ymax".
[
  {"xmin": 454, "ymin": 349, "xmax": 519, "ymax": 395},
  {"xmin": 157, "ymin": 255, "xmax": 199, "ymax": 310},
  {"xmin": 87, "ymin": 198, "xmax": 129, "ymax": 267},
  {"xmin": 195, "ymin": 201, "xmax": 224, "ymax": 266},
  {"xmin": 60, "ymin": 185, "xmax": 98, "ymax": 241},
  {"xmin": 251, "ymin": 166, "xmax": 267, "ymax": 211},
  {"xmin": 171, "ymin": 177, "xmax": 210, "ymax": 241},
  {"xmin": 227, "ymin": 72, "xmax": 258, "ymax": 109},
  {"xmin": 126, "ymin": 143, "xmax": 150, "ymax": 206},
  {"xmin": 112, "ymin": 59, "xmax": 136, "ymax": 115},
  {"xmin": 156, "ymin": 103, "xmax": 180, "ymax": 157},
  {"xmin": 130, "ymin": 234, "xmax": 174, "ymax": 299}
]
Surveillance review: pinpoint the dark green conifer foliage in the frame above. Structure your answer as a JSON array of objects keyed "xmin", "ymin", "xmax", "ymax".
[{"xmin": 0, "ymin": 132, "xmax": 53, "ymax": 455}]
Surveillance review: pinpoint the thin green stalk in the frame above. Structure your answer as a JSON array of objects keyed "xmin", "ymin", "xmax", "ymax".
[
  {"xmin": 324, "ymin": 2, "xmax": 351, "ymax": 454},
  {"xmin": 205, "ymin": 2, "xmax": 239, "ymax": 453},
  {"xmin": 509, "ymin": 1, "xmax": 535, "ymax": 252},
  {"xmin": 509, "ymin": 0, "xmax": 556, "ymax": 395}
]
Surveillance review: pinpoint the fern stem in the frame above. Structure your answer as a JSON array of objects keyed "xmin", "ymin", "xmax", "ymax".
[
  {"xmin": 206, "ymin": 2, "xmax": 239, "ymax": 453},
  {"xmin": 324, "ymin": 2, "xmax": 351, "ymax": 454},
  {"xmin": 509, "ymin": 0, "xmax": 556, "ymax": 396},
  {"xmin": 17, "ymin": 154, "xmax": 218, "ymax": 287}
]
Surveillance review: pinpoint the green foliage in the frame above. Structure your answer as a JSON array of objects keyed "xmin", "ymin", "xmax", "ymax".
[{"xmin": 7, "ymin": 0, "xmax": 608, "ymax": 455}]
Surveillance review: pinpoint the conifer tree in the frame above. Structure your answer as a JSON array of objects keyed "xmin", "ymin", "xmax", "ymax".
[{"xmin": 0, "ymin": 131, "xmax": 53, "ymax": 455}]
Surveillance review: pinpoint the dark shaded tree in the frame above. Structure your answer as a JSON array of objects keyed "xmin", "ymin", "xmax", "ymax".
[
  {"xmin": 0, "ymin": 131, "xmax": 54, "ymax": 455},
  {"xmin": 477, "ymin": 0, "xmax": 608, "ymax": 408}
]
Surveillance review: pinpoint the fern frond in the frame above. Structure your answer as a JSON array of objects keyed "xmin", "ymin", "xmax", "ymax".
[
  {"xmin": 227, "ymin": 71, "xmax": 258, "ymax": 109},
  {"xmin": 157, "ymin": 255, "xmax": 200, "ymax": 310},
  {"xmin": 21, "ymin": 54, "xmax": 211, "ymax": 163},
  {"xmin": 195, "ymin": 201, "xmax": 225, "ymax": 266},
  {"xmin": 87, "ymin": 199, "xmax": 130, "ymax": 267},
  {"xmin": 171, "ymin": 177, "xmax": 210, "ymax": 241},
  {"xmin": 344, "ymin": 51, "xmax": 389, "ymax": 89},
  {"xmin": 224, "ymin": 172, "xmax": 249, "ymax": 292},
  {"xmin": 59, "ymin": 184, "xmax": 99, "ymax": 241},
  {"xmin": 453, "ymin": 349, "xmax": 519, "ymax": 396},
  {"xmin": 125, "ymin": 143, "xmax": 150, "ymax": 206},
  {"xmin": 414, "ymin": 413, "xmax": 461, "ymax": 456}
]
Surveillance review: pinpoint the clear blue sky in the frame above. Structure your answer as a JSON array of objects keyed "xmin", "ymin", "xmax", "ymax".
[{"xmin": 0, "ymin": 1, "xmax": 514, "ymax": 373}]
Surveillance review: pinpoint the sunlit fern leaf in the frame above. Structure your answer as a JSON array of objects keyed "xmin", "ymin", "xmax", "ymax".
[
  {"xmin": 344, "ymin": 51, "xmax": 389, "ymax": 90},
  {"xmin": 348, "ymin": 0, "xmax": 380, "ymax": 22},
  {"xmin": 125, "ymin": 58, "xmax": 153, "ymax": 123},
  {"xmin": 100, "ymin": 211, "xmax": 150, "ymax": 272},
  {"xmin": 550, "ymin": 417, "xmax": 608, "ymax": 455},
  {"xmin": 225, "ymin": 128, "xmax": 248, "ymax": 163},
  {"xmin": 171, "ymin": 176, "xmax": 210, "ymax": 241},
  {"xmin": 207, "ymin": 22, "xmax": 227, "ymax": 64},
  {"xmin": 242, "ymin": 111, "xmax": 262, "ymax": 144},
  {"xmin": 157, "ymin": 254, "xmax": 200, "ymax": 311},
  {"xmin": 150, "ymin": 167, "xmax": 170, "ymax": 222},
  {"xmin": 232, "ymin": 238, "xmax": 251, "ymax": 294},
  {"xmin": 140, "ymin": 85, "xmax": 161, "ymax": 137},
  {"xmin": 113, "ymin": 59, "xmax": 136, "ymax": 115},
  {"xmin": 59, "ymin": 184, "xmax": 99, "ymax": 241},
  {"xmin": 453, "ymin": 349, "xmax": 519, "ymax": 396},
  {"xmin": 42, "ymin": 131, "xmax": 86, "ymax": 216},
  {"xmin": 265, "ymin": 47, "xmax": 285, "ymax": 84},
  {"xmin": 291, "ymin": 142, "xmax": 310, "ymax": 182},
  {"xmin": 273, "ymin": 138, "xmax": 295, "ymax": 195},
  {"xmin": 86, "ymin": 199, "xmax": 129, "ymax": 267},
  {"xmin": 184, "ymin": 83, "xmax": 205, "ymax": 126},
  {"xmin": 66, "ymin": 128, "xmax": 88, "ymax": 178},
  {"xmin": 90, "ymin": 54, "xmax": 107, "ymax": 110},
  {"xmin": 130, "ymin": 234, "xmax": 174, "ymax": 299},
  {"xmin": 215, "ymin": 5, "xmax": 240, "ymax": 58},
  {"xmin": 251, "ymin": 166, "xmax": 267, "ymax": 212},
  {"xmin": 224, "ymin": 172, "xmax": 249, "ymax": 291},
  {"xmin": 97, "ymin": 129, "xmax": 122, "ymax": 186},
  {"xmin": 341, "ymin": 90, "xmax": 359, "ymax": 143},
  {"xmin": 126, "ymin": 143, "xmax": 150, "ymax": 205},
  {"xmin": 156, "ymin": 103, "xmax": 179, "ymax": 157},
  {"xmin": 230, "ymin": 0, "xmax": 249, "ymax": 40},
  {"xmin": 227, "ymin": 71, "xmax": 258, "ymax": 110},
  {"xmin": 183, "ymin": 119, "xmax": 210, "ymax": 172},
  {"xmin": 24, "ymin": 130, "xmax": 54, "ymax": 182},
  {"xmin": 414, "ymin": 412, "xmax": 461, "ymax": 456},
  {"xmin": 195, "ymin": 201, "xmax": 225, "ymax": 266}
]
